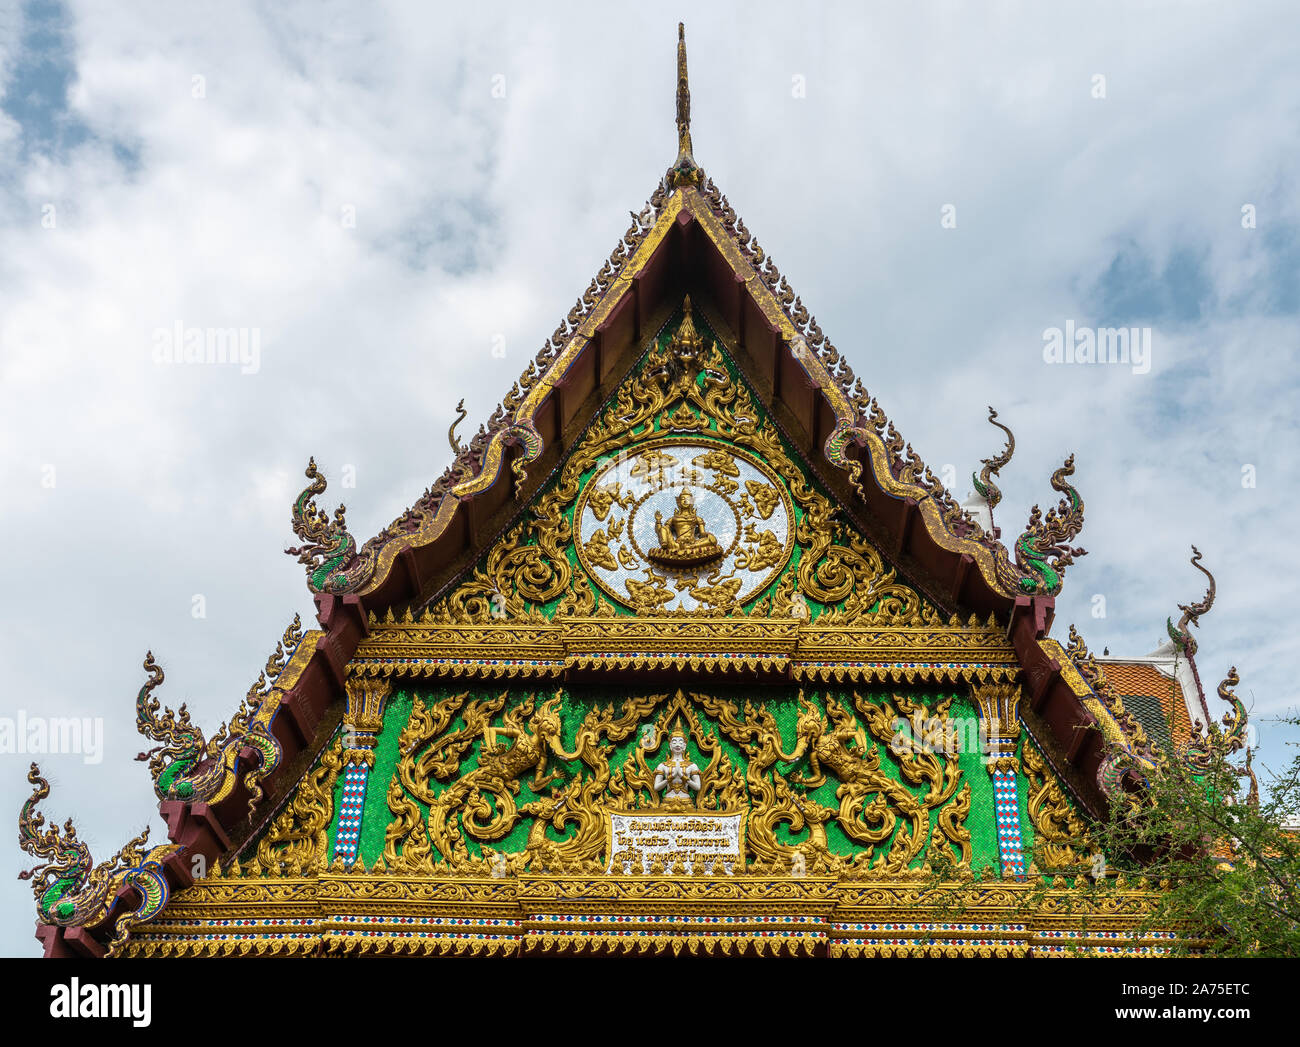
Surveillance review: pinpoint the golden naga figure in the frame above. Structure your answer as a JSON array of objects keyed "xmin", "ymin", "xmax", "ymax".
[{"xmin": 647, "ymin": 489, "xmax": 723, "ymax": 568}]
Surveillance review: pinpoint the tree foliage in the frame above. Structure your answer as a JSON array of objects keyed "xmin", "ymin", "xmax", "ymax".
[
  {"xmin": 914, "ymin": 714, "xmax": 1300, "ymax": 957},
  {"xmin": 1074, "ymin": 713, "xmax": 1300, "ymax": 957}
]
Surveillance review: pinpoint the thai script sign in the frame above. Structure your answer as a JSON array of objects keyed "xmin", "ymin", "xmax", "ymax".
[{"xmin": 607, "ymin": 811, "xmax": 743, "ymax": 874}]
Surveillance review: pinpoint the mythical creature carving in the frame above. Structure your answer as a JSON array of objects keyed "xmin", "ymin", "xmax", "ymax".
[
  {"xmin": 1167, "ymin": 545, "xmax": 1216, "ymax": 657},
  {"xmin": 135, "ymin": 616, "xmax": 302, "ymax": 811},
  {"xmin": 133, "ymin": 651, "xmax": 205, "ymax": 799},
  {"xmin": 18, "ymin": 764, "xmax": 178, "ymax": 954},
  {"xmin": 448, "ymin": 398, "xmax": 468, "ymax": 455},
  {"xmin": 286, "ymin": 457, "xmax": 361, "ymax": 594},
  {"xmin": 971, "ymin": 406, "xmax": 1014, "ymax": 512},
  {"xmin": 1181, "ymin": 667, "xmax": 1248, "ymax": 773},
  {"xmin": 1011, "ymin": 455, "xmax": 1086, "ymax": 595}
]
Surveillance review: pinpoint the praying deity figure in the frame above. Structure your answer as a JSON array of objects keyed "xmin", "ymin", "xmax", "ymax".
[
  {"xmin": 653, "ymin": 728, "xmax": 701, "ymax": 805},
  {"xmin": 647, "ymin": 489, "xmax": 723, "ymax": 568}
]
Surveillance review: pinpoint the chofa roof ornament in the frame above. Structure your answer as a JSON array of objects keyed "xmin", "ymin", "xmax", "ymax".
[
  {"xmin": 18, "ymin": 764, "xmax": 178, "ymax": 955},
  {"xmin": 666, "ymin": 23, "xmax": 704, "ymax": 189},
  {"xmin": 1012, "ymin": 455, "xmax": 1086, "ymax": 595},
  {"xmin": 1167, "ymin": 545, "xmax": 1216, "ymax": 656},
  {"xmin": 971, "ymin": 406, "xmax": 1015, "ymax": 513}
]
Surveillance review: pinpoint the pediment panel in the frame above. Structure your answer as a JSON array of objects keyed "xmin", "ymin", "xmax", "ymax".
[{"xmin": 423, "ymin": 298, "xmax": 938, "ymax": 628}]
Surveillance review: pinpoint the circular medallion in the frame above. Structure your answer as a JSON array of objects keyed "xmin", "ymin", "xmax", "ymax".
[{"xmin": 574, "ymin": 438, "xmax": 795, "ymax": 612}]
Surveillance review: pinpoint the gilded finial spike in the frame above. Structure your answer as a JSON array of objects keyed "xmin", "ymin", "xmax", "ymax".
[
  {"xmin": 676, "ymin": 24, "xmax": 691, "ymax": 152},
  {"xmin": 668, "ymin": 23, "xmax": 703, "ymax": 188}
]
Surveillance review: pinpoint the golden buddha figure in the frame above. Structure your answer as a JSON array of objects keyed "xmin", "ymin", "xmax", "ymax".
[{"xmin": 646, "ymin": 488, "xmax": 723, "ymax": 568}]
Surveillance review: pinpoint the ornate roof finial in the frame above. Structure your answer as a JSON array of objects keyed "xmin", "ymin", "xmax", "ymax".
[
  {"xmin": 1182, "ymin": 666, "xmax": 1247, "ymax": 772},
  {"xmin": 1012, "ymin": 455, "xmax": 1086, "ymax": 595},
  {"xmin": 971, "ymin": 406, "xmax": 1015, "ymax": 512},
  {"xmin": 448, "ymin": 398, "xmax": 468, "ymax": 455},
  {"xmin": 667, "ymin": 23, "xmax": 703, "ymax": 188},
  {"xmin": 676, "ymin": 23, "xmax": 693, "ymax": 154},
  {"xmin": 18, "ymin": 762, "xmax": 174, "ymax": 953},
  {"xmin": 1167, "ymin": 545, "xmax": 1216, "ymax": 656},
  {"xmin": 286, "ymin": 457, "xmax": 358, "ymax": 594}
]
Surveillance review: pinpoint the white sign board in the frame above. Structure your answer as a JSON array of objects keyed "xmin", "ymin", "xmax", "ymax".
[{"xmin": 606, "ymin": 811, "xmax": 744, "ymax": 874}]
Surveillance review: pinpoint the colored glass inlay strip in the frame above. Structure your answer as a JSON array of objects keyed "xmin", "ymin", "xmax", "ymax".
[
  {"xmin": 332, "ymin": 761, "xmax": 370, "ymax": 863},
  {"xmin": 992, "ymin": 769, "xmax": 1026, "ymax": 878}
]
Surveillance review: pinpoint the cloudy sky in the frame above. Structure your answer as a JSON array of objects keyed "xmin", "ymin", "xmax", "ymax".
[{"xmin": 2, "ymin": 1, "xmax": 1297, "ymax": 956}]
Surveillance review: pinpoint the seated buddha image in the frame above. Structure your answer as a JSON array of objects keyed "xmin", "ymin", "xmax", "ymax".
[{"xmin": 646, "ymin": 488, "xmax": 724, "ymax": 568}]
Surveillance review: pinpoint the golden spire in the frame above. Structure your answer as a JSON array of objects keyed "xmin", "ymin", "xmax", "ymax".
[
  {"xmin": 668, "ymin": 23, "xmax": 703, "ymax": 187},
  {"xmin": 676, "ymin": 23, "xmax": 693, "ymax": 158}
]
